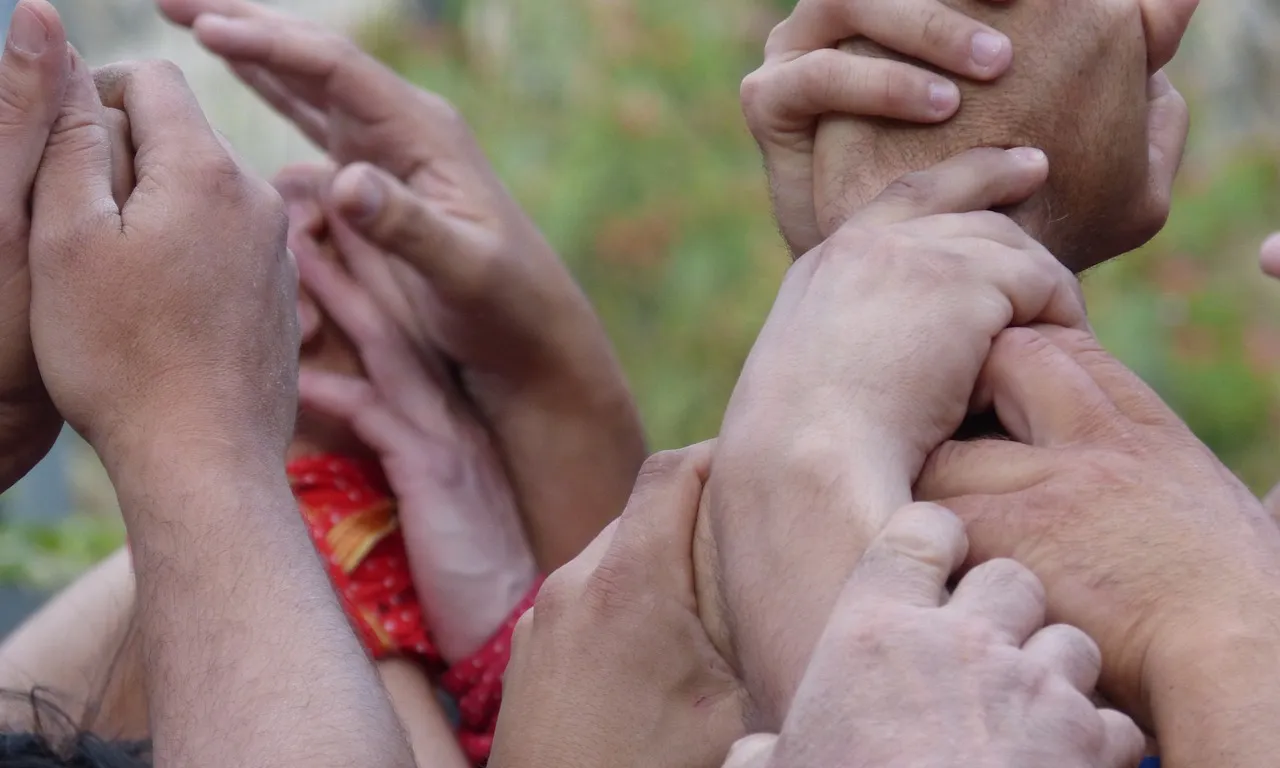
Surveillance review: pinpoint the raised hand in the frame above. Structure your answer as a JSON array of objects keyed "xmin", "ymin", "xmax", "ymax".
[
  {"xmin": 155, "ymin": 0, "xmax": 646, "ymax": 569},
  {"xmin": 741, "ymin": 0, "xmax": 1015, "ymax": 255},
  {"xmin": 723, "ymin": 503, "xmax": 1145, "ymax": 768},
  {"xmin": 702, "ymin": 147, "xmax": 1085, "ymax": 729},
  {"xmin": 916, "ymin": 326, "xmax": 1280, "ymax": 765},
  {"xmin": 292, "ymin": 217, "xmax": 538, "ymax": 663},
  {"xmin": 493, "ymin": 443, "xmax": 745, "ymax": 768},
  {"xmin": 30, "ymin": 57, "xmax": 297, "ymax": 468},
  {"xmin": 0, "ymin": 0, "xmax": 72, "ymax": 489}
]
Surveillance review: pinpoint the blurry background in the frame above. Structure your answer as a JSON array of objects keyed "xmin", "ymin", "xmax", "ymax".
[{"xmin": 1, "ymin": 0, "xmax": 1278, "ymax": 612}]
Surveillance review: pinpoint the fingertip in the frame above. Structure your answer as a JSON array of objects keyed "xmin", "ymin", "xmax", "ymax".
[
  {"xmin": 968, "ymin": 30, "xmax": 1012, "ymax": 79},
  {"xmin": 1262, "ymin": 233, "xmax": 1280, "ymax": 279},
  {"xmin": 331, "ymin": 162, "xmax": 387, "ymax": 225},
  {"xmin": 6, "ymin": 0, "xmax": 65, "ymax": 59}
]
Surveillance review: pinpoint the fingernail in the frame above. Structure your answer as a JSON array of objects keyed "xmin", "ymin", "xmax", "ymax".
[
  {"xmin": 928, "ymin": 81, "xmax": 960, "ymax": 115},
  {"xmin": 1006, "ymin": 147, "xmax": 1046, "ymax": 165},
  {"xmin": 8, "ymin": 4, "xmax": 50, "ymax": 57},
  {"xmin": 970, "ymin": 31, "xmax": 1008, "ymax": 69},
  {"xmin": 349, "ymin": 171, "xmax": 384, "ymax": 222}
]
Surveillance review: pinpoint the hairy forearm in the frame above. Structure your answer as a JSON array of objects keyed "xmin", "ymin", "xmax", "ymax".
[
  {"xmin": 110, "ymin": 440, "xmax": 413, "ymax": 768},
  {"xmin": 495, "ymin": 373, "xmax": 646, "ymax": 572},
  {"xmin": 0, "ymin": 548, "xmax": 147, "ymax": 738}
]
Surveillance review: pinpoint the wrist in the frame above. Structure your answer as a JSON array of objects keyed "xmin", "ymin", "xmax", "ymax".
[{"xmin": 1145, "ymin": 580, "xmax": 1280, "ymax": 765}]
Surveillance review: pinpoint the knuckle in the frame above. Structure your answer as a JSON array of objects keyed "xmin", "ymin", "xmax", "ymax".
[
  {"xmin": 878, "ymin": 171, "xmax": 938, "ymax": 210},
  {"xmin": 975, "ymin": 558, "xmax": 1046, "ymax": 606},
  {"xmin": 738, "ymin": 67, "xmax": 773, "ymax": 126},
  {"xmin": 533, "ymin": 569, "xmax": 580, "ymax": 621},
  {"xmin": 635, "ymin": 448, "xmax": 694, "ymax": 488}
]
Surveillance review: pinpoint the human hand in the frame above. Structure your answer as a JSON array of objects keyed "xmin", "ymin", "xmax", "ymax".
[
  {"xmin": 916, "ymin": 325, "xmax": 1280, "ymax": 763},
  {"xmin": 721, "ymin": 503, "xmax": 1145, "ymax": 768},
  {"xmin": 492, "ymin": 442, "xmax": 745, "ymax": 768},
  {"xmin": 293, "ymin": 222, "xmax": 537, "ymax": 663},
  {"xmin": 0, "ymin": 0, "xmax": 74, "ymax": 489},
  {"xmin": 741, "ymin": 0, "xmax": 1015, "ymax": 256},
  {"xmin": 813, "ymin": 0, "xmax": 1190, "ymax": 272},
  {"xmin": 702, "ymin": 147, "xmax": 1085, "ymax": 728},
  {"xmin": 29, "ymin": 57, "xmax": 297, "ymax": 473},
  {"xmin": 155, "ymin": 0, "xmax": 646, "ymax": 569}
]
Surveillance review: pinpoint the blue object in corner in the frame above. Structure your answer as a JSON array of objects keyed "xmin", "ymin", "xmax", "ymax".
[{"xmin": 1140, "ymin": 758, "xmax": 1161, "ymax": 768}]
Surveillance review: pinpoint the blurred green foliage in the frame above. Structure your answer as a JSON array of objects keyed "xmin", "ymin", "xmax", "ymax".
[
  {"xmin": 0, "ymin": 511, "xmax": 123, "ymax": 590},
  {"xmin": 361, "ymin": 2, "xmax": 1280, "ymax": 490}
]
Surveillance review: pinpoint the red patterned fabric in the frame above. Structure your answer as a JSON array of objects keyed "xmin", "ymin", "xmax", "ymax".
[
  {"xmin": 288, "ymin": 454, "xmax": 440, "ymax": 664},
  {"xmin": 288, "ymin": 453, "xmax": 541, "ymax": 767},
  {"xmin": 441, "ymin": 578, "xmax": 544, "ymax": 766}
]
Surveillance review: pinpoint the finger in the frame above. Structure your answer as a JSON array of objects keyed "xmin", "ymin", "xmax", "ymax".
[
  {"xmin": 294, "ymin": 238, "xmax": 455, "ymax": 427},
  {"xmin": 602, "ymin": 442, "xmax": 716, "ymax": 598},
  {"xmin": 297, "ymin": 369, "xmax": 420, "ymax": 457},
  {"xmin": 968, "ymin": 327, "xmax": 1123, "ymax": 447},
  {"xmin": 104, "ymin": 107, "xmax": 134, "ymax": 208},
  {"xmin": 1020, "ymin": 624, "xmax": 1102, "ymax": 694},
  {"xmin": 946, "ymin": 558, "xmax": 1045, "ymax": 645},
  {"xmin": 915, "ymin": 439, "xmax": 1054, "ymax": 501},
  {"xmin": 1034, "ymin": 324, "xmax": 1180, "ymax": 429},
  {"xmin": 228, "ymin": 61, "xmax": 328, "ymax": 146},
  {"xmin": 1141, "ymin": 0, "xmax": 1198, "ymax": 71},
  {"xmin": 34, "ymin": 49, "xmax": 117, "ymax": 236},
  {"xmin": 1261, "ymin": 232, "xmax": 1280, "ymax": 280},
  {"xmin": 93, "ymin": 60, "xmax": 228, "ymax": 193},
  {"xmin": 0, "ymin": 0, "xmax": 70, "ymax": 220},
  {"xmin": 272, "ymin": 161, "xmax": 333, "ymax": 237},
  {"xmin": 1098, "ymin": 709, "xmax": 1147, "ymax": 768},
  {"xmin": 847, "ymin": 147, "xmax": 1048, "ymax": 229},
  {"xmin": 720, "ymin": 734, "xmax": 777, "ymax": 768},
  {"xmin": 767, "ymin": 0, "xmax": 1012, "ymax": 81},
  {"xmin": 839, "ymin": 502, "xmax": 967, "ymax": 609},
  {"xmin": 157, "ymin": 0, "xmax": 281, "ymax": 27},
  {"xmin": 1142, "ymin": 71, "xmax": 1188, "ymax": 233},
  {"xmin": 741, "ymin": 51, "xmax": 960, "ymax": 139},
  {"xmin": 330, "ymin": 162, "xmax": 473, "ymax": 291}
]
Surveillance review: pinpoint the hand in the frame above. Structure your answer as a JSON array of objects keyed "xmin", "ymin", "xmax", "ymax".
[
  {"xmin": 30, "ymin": 57, "xmax": 297, "ymax": 471},
  {"xmin": 721, "ymin": 503, "xmax": 1145, "ymax": 768},
  {"xmin": 741, "ymin": 0, "xmax": 1015, "ymax": 256},
  {"xmin": 915, "ymin": 325, "xmax": 1280, "ymax": 763},
  {"xmin": 701, "ymin": 147, "xmax": 1085, "ymax": 728},
  {"xmin": 155, "ymin": 0, "xmax": 646, "ymax": 570},
  {"xmin": 492, "ymin": 443, "xmax": 746, "ymax": 768},
  {"xmin": 812, "ymin": 0, "xmax": 1190, "ymax": 272},
  {"xmin": 0, "ymin": 0, "xmax": 73, "ymax": 489},
  {"xmin": 293, "ymin": 222, "xmax": 537, "ymax": 663}
]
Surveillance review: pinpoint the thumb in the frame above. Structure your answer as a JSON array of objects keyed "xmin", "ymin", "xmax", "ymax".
[
  {"xmin": 0, "ymin": 0, "xmax": 69, "ymax": 225},
  {"xmin": 1142, "ymin": 0, "xmax": 1198, "ymax": 71},
  {"xmin": 720, "ymin": 734, "xmax": 777, "ymax": 768},
  {"xmin": 330, "ymin": 162, "xmax": 476, "ymax": 292}
]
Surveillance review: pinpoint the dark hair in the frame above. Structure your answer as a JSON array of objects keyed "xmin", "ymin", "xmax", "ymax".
[{"xmin": 0, "ymin": 690, "xmax": 150, "ymax": 768}]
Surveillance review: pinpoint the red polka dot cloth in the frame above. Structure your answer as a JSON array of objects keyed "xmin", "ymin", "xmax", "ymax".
[{"xmin": 287, "ymin": 454, "xmax": 543, "ymax": 767}]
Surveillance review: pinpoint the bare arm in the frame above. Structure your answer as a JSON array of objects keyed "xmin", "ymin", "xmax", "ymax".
[{"xmin": 0, "ymin": 549, "xmax": 146, "ymax": 738}]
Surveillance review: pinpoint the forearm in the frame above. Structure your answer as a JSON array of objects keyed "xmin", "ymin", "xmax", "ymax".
[
  {"xmin": 702, "ymin": 430, "xmax": 912, "ymax": 730},
  {"xmin": 496, "ymin": 371, "xmax": 646, "ymax": 572},
  {"xmin": 110, "ymin": 440, "xmax": 413, "ymax": 768},
  {"xmin": 0, "ymin": 548, "xmax": 147, "ymax": 738}
]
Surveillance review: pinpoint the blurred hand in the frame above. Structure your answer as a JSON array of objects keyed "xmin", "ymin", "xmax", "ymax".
[
  {"xmin": 0, "ymin": 0, "xmax": 72, "ymax": 489},
  {"xmin": 812, "ymin": 1, "xmax": 1189, "ymax": 273},
  {"xmin": 292, "ymin": 220, "xmax": 537, "ymax": 663},
  {"xmin": 741, "ymin": 0, "xmax": 1014, "ymax": 255},
  {"xmin": 492, "ymin": 443, "xmax": 746, "ymax": 768},
  {"xmin": 30, "ymin": 57, "xmax": 297, "ymax": 471},
  {"xmin": 156, "ymin": 0, "xmax": 646, "ymax": 569},
  {"xmin": 722, "ymin": 503, "xmax": 1144, "ymax": 768},
  {"xmin": 703, "ymin": 147, "xmax": 1086, "ymax": 728},
  {"xmin": 916, "ymin": 325, "xmax": 1280, "ymax": 762}
]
